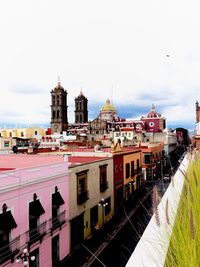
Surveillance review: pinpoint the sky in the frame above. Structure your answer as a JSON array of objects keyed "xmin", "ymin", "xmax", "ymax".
[{"xmin": 0, "ymin": 0, "xmax": 200, "ymax": 131}]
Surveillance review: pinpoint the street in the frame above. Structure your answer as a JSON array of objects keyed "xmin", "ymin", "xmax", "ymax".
[{"xmin": 62, "ymin": 180, "xmax": 168, "ymax": 267}]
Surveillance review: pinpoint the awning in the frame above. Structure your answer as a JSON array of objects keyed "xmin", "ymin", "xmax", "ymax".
[
  {"xmin": 0, "ymin": 211, "xmax": 17, "ymax": 231},
  {"xmin": 29, "ymin": 199, "xmax": 45, "ymax": 217},
  {"xmin": 52, "ymin": 192, "xmax": 65, "ymax": 207}
]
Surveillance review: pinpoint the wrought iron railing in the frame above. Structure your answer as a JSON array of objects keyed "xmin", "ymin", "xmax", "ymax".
[
  {"xmin": 0, "ymin": 236, "xmax": 20, "ymax": 264},
  {"xmin": 50, "ymin": 210, "xmax": 66, "ymax": 230},
  {"xmin": 26, "ymin": 221, "xmax": 47, "ymax": 245}
]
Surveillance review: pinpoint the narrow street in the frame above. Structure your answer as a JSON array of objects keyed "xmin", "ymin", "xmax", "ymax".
[{"xmin": 62, "ymin": 180, "xmax": 169, "ymax": 267}]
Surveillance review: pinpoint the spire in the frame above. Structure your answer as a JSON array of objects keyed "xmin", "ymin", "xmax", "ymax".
[
  {"xmin": 54, "ymin": 76, "xmax": 64, "ymax": 91},
  {"xmin": 57, "ymin": 76, "xmax": 61, "ymax": 86},
  {"xmin": 151, "ymin": 104, "xmax": 156, "ymax": 111}
]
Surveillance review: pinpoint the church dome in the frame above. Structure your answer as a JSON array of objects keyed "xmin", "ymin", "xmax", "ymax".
[
  {"xmin": 101, "ymin": 99, "xmax": 116, "ymax": 112},
  {"xmin": 146, "ymin": 104, "xmax": 161, "ymax": 118}
]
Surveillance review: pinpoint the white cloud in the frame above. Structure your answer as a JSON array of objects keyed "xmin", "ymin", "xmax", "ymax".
[{"xmin": 0, "ymin": 0, "xmax": 200, "ymax": 129}]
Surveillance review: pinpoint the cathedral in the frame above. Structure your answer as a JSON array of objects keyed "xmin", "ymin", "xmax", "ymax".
[{"xmin": 50, "ymin": 80, "xmax": 118, "ymax": 135}]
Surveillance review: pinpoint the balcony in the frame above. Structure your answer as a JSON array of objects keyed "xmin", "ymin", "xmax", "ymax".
[
  {"xmin": 0, "ymin": 236, "xmax": 20, "ymax": 265},
  {"xmin": 50, "ymin": 210, "xmax": 66, "ymax": 232},
  {"xmin": 100, "ymin": 181, "xmax": 108, "ymax": 192},
  {"xmin": 77, "ymin": 191, "xmax": 89, "ymax": 205},
  {"xmin": 26, "ymin": 221, "xmax": 47, "ymax": 246}
]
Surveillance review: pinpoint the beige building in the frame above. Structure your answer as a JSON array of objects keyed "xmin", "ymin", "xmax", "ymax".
[{"xmin": 68, "ymin": 156, "xmax": 114, "ymax": 250}]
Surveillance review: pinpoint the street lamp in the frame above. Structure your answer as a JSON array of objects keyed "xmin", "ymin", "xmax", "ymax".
[
  {"xmin": 16, "ymin": 248, "xmax": 35, "ymax": 266},
  {"xmin": 98, "ymin": 198, "xmax": 108, "ymax": 226}
]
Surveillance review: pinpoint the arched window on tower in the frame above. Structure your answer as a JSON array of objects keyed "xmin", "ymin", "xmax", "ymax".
[
  {"xmin": 57, "ymin": 110, "xmax": 60, "ymax": 118},
  {"xmin": 53, "ymin": 111, "xmax": 56, "ymax": 119},
  {"xmin": 80, "ymin": 115, "xmax": 82, "ymax": 122},
  {"xmin": 52, "ymin": 95, "xmax": 55, "ymax": 105},
  {"xmin": 76, "ymin": 115, "xmax": 79, "ymax": 122}
]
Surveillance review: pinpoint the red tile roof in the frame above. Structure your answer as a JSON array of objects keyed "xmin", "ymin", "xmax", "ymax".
[{"xmin": 68, "ymin": 156, "xmax": 107, "ymax": 166}]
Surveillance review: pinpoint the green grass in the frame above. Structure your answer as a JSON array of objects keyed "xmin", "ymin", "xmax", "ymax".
[{"xmin": 164, "ymin": 155, "xmax": 200, "ymax": 267}]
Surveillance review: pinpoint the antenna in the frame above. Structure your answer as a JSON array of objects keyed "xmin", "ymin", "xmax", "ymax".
[{"xmin": 111, "ymin": 85, "xmax": 113, "ymax": 105}]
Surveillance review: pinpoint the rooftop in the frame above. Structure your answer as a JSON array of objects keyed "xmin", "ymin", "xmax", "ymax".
[
  {"xmin": 0, "ymin": 154, "xmax": 64, "ymax": 170},
  {"xmin": 0, "ymin": 154, "xmax": 109, "ymax": 170}
]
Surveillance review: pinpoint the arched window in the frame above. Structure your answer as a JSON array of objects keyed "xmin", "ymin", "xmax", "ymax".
[
  {"xmin": 53, "ymin": 111, "xmax": 56, "ymax": 118},
  {"xmin": 57, "ymin": 110, "xmax": 60, "ymax": 118}
]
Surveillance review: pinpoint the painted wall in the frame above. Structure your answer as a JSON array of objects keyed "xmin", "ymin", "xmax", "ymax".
[
  {"xmin": 68, "ymin": 158, "xmax": 114, "ymax": 241},
  {"xmin": 123, "ymin": 150, "xmax": 141, "ymax": 192},
  {"xmin": 0, "ymin": 160, "xmax": 69, "ymax": 267}
]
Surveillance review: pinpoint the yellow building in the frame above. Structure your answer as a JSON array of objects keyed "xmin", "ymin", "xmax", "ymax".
[
  {"xmin": 0, "ymin": 127, "xmax": 46, "ymax": 150},
  {"xmin": 0, "ymin": 127, "xmax": 46, "ymax": 139},
  {"xmin": 123, "ymin": 149, "xmax": 142, "ymax": 201}
]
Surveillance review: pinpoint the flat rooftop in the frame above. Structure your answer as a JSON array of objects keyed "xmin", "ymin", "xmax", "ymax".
[{"xmin": 0, "ymin": 154, "xmax": 108, "ymax": 170}]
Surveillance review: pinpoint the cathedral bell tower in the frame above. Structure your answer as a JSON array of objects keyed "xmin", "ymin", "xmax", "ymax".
[
  {"xmin": 50, "ymin": 79, "xmax": 68, "ymax": 134},
  {"xmin": 74, "ymin": 90, "xmax": 88, "ymax": 123}
]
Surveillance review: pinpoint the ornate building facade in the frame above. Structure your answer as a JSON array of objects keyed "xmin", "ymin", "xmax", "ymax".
[
  {"xmin": 141, "ymin": 104, "xmax": 166, "ymax": 133},
  {"xmin": 74, "ymin": 91, "xmax": 88, "ymax": 123},
  {"xmin": 50, "ymin": 80, "xmax": 68, "ymax": 134},
  {"xmin": 99, "ymin": 99, "xmax": 119, "ymax": 121}
]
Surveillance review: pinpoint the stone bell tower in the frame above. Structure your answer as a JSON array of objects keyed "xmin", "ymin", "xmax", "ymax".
[
  {"xmin": 74, "ymin": 90, "xmax": 88, "ymax": 123},
  {"xmin": 50, "ymin": 78, "xmax": 68, "ymax": 134}
]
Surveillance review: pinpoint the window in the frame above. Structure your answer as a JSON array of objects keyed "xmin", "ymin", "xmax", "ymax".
[
  {"xmin": 52, "ymin": 235, "xmax": 59, "ymax": 266},
  {"xmin": 52, "ymin": 187, "xmax": 65, "ymax": 229},
  {"xmin": 29, "ymin": 248, "xmax": 39, "ymax": 267},
  {"xmin": 77, "ymin": 171, "xmax": 89, "ymax": 205},
  {"xmin": 99, "ymin": 165, "xmax": 108, "ymax": 192},
  {"xmin": 0, "ymin": 204, "xmax": 17, "ymax": 263},
  {"xmin": 136, "ymin": 159, "xmax": 140, "ymax": 173},
  {"xmin": 0, "ymin": 133, "xmax": 1, "ymax": 137},
  {"xmin": 9, "ymin": 132, "xmax": 12, "ymax": 137},
  {"xmin": 0, "ymin": 231, "xmax": 9, "ymax": 260},
  {"xmin": 20, "ymin": 132, "xmax": 24, "ymax": 137},
  {"xmin": 144, "ymin": 155, "xmax": 151, "ymax": 164},
  {"xmin": 131, "ymin": 161, "xmax": 135, "ymax": 177},
  {"xmin": 104, "ymin": 197, "xmax": 111, "ymax": 216},
  {"xmin": 90, "ymin": 205, "xmax": 98, "ymax": 229},
  {"xmin": 29, "ymin": 194, "xmax": 45, "ymax": 242},
  {"xmin": 35, "ymin": 131, "xmax": 37, "ymax": 135},
  {"xmin": 126, "ymin": 163, "xmax": 130, "ymax": 179},
  {"xmin": 4, "ymin": 142, "xmax": 9, "ymax": 147}
]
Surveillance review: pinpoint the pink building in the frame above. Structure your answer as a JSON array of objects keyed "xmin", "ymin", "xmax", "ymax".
[{"xmin": 0, "ymin": 155, "xmax": 69, "ymax": 267}]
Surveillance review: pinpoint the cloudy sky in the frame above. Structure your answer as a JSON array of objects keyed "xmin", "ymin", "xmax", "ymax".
[{"xmin": 0, "ymin": 0, "xmax": 200, "ymax": 131}]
